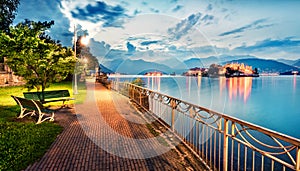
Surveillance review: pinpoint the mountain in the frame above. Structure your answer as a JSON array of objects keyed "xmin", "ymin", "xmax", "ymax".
[
  {"xmin": 293, "ymin": 60, "xmax": 300, "ymax": 68},
  {"xmin": 183, "ymin": 56, "xmax": 219, "ymax": 68},
  {"xmin": 99, "ymin": 64, "xmax": 114, "ymax": 74},
  {"xmin": 183, "ymin": 58, "xmax": 206, "ymax": 68},
  {"xmin": 217, "ymin": 54, "xmax": 257, "ymax": 62},
  {"xmin": 103, "ymin": 59, "xmax": 177, "ymax": 75},
  {"xmin": 225, "ymin": 58, "xmax": 300, "ymax": 73},
  {"xmin": 158, "ymin": 57, "xmax": 184, "ymax": 68},
  {"xmin": 276, "ymin": 58, "xmax": 298, "ymax": 66},
  {"xmin": 103, "ymin": 59, "xmax": 124, "ymax": 72},
  {"xmin": 183, "ymin": 55, "xmax": 257, "ymax": 68}
]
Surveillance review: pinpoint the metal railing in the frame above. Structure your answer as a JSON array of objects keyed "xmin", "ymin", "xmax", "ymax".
[{"xmin": 111, "ymin": 81, "xmax": 300, "ymax": 171}]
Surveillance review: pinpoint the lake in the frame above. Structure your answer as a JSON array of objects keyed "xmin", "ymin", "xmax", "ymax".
[{"xmin": 109, "ymin": 75, "xmax": 300, "ymax": 139}]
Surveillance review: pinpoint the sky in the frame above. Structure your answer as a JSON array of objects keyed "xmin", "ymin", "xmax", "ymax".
[{"xmin": 14, "ymin": 0, "xmax": 300, "ymax": 63}]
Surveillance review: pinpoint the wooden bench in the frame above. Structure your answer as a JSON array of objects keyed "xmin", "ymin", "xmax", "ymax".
[
  {"xmin": 11, "ymin": 95, "xmax": 55, "ymax": 124},
  {"xmin": 23, "ymin": 90, "xmax": 74, "ymax": 107}
]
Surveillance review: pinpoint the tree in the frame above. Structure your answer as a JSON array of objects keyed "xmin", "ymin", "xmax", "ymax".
[
  {"xmin": 208, "ymin": 64, "xmax": 221, "ymax": 77},
  {"xmin": 0, "ymin": 20, "xmax": 75, "ymax": 100},
  {"xmin": 0, "ymin": 0, "xmax": 20, "ymax": 33},
  {"xmin": 76, "ymin": 36, "xmax": 99, "ymax": 70},
  {"xmin": 132, "ymin": 78, "xmax": 145, "ymax": 87}
]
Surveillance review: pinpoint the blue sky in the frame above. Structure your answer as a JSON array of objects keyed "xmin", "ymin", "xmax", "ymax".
[{"xmin": 14, "ymin": 0, "xmax": 300, "ymax": 62}]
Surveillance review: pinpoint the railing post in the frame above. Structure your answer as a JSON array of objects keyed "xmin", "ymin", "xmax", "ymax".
[
  {"xmin": 129, "ymin": 85, "xmax": 133, "ymax": 99},
  {"xmin": 139, "ymin": 90, "xmax": 142, "ymax": 106},
  {"xmin": 149, "ymin": 93, "xmax": 153, "ymax": 112},
  {"xmin": 223, "ymin": 119, "xmax": 229, "ymax": 171},
  {"xmin": 132, "ymin": 86, "xmax": 134, "ymax": 100},
  {"xmin": 296, "ymin": 147, "xmax": 300, "ymax": 171},
  {"xmin": 170, "ymin": 99, "xmax": 176, "ymax": 131}
]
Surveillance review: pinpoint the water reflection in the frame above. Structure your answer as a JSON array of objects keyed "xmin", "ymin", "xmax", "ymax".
[
  {"xmin": 219, "ymin": 77, "xmax": 226, "ymax": 96},
  {"xmin": 293, "ymin": 75, "xmax": 297, "ymax": 91},
  {"xmin": 225, "ymin": 77, "xmax": 253, "ymax": 103},
  {"xmin": 109, "ymin": 75, "xmax": 300, "ymax": 138},
  {"xmin": 185, "ymin": 76, "xmax": 192, "ymax": 97},
  {"xmin": 147, "ymin": 76, "xmax": 161, "ymax": 91}
]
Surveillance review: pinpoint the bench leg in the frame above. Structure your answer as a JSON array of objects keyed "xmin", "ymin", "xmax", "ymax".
[
  {"xmin": 61, "ymin": 100, "xmax": 72, "ymax": 109},
  {"xmin": 18, "ymin": 108, "xmax": 35, "ymax": 118},
  {"xmin": 36, "ymin": 112, "xmax": 55, "ymax": 124}
]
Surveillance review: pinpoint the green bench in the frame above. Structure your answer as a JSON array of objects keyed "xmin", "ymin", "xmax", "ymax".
[
  {"xmin": 11, "ymin": 95, "xmax": 55, "ymax": 124},
  {"xmin": 23, "ymin": 90, "xmax": 74, "ymax": 107}
]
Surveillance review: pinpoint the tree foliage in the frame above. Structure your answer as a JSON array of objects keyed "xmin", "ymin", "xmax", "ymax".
[
  {"xmin": 75, "ymin": 36, "xmax": 99, "ymax": 76},
  {"xmin": 0, "ymin": 20, "xmax": 75, "ymax": 92},
  {"xmin": 0, "ymin": 0, "xmax": 20, "ymax": 32},
  {"xmin": 76, "ymin": 36, "xmax": 99, "ymax": 70},
  {"xmin": 131, "ymin": 78, "xmax": 145, "ymax": 87}
]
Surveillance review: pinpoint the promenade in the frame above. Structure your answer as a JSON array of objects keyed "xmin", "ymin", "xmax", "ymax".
[{"xmin": 25, "ymin": 80, "xmax": 207, "ymax": 171}]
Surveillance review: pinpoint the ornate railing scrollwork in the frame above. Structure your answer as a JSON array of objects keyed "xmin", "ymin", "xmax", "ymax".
[{"xmin": 111, "ymin": 81, "xmax": 300, "ymax": 171}]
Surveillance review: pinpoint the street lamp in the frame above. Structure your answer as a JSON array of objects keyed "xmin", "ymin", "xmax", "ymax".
[
  {"xmin": 73, "ymin": 25, "xmax": 78, "ymax": 95},
  {"xmin": 73, "ymin": 25, "xmax": 89, "ymax": 95}
]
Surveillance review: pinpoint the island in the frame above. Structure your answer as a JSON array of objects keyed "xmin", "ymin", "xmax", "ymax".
[{"xmin": 224, "ymin": 63, "xmax": 259, "ymax": 78}]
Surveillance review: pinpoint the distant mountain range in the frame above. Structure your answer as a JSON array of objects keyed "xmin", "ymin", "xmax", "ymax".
[
  {"xmin": 103, "ymin": 59, "xmax": 175, "ymax": 75},
  {"xmin": 182, "ymin": 55, "xmax": 258, "ymax": 68},
  {"xmin": 224, "ymin": 58, "xmax": 300, "ymax": 73},
  {"xmin": 100, "ymin": 55, "xmax": 300, "ymax": 75},
  {"xmin": 99, "ymin": 64, "xmax": 114, "ymax": 74},
  {"xmin": 293, "ymin": 60, "xmax": 300, "ymax": 67},
  {"xmin": 277, "ymin": 58, "xmax": 300, "ymax": 66}
]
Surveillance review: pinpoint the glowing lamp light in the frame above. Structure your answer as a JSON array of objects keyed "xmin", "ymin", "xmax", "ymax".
[{"xmin": 81, "ymin": 36, "xmax": 90, "ymax": 46}]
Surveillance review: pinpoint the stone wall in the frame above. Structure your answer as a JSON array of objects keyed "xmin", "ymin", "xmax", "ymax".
[{"xmin": 0, "ymin": 63, "xmax": 24, "ymax": 87}]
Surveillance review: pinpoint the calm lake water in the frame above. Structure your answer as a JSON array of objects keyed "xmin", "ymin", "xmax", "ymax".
[{"xmin": 110, "ymin": 75, "xmax": 300, "ymax": 139}]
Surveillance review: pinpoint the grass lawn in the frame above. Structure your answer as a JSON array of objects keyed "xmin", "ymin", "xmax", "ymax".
[{"xmin": 0, "ymin": 81, "xmax": 86, "ymax": 171}]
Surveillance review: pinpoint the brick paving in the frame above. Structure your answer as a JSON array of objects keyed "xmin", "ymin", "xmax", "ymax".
[{"xmin": 25, "ymin": 80, "xmax": 207, "ymax": 171}]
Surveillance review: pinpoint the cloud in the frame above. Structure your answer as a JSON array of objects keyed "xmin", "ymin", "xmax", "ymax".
[
  {"xmin": 15, "ymin": 0, "xmax": 72, "ymax": 46},
  {"xmin": 150, "ymin": 8, "xmax": 159, "ymax": 13},
  {"xmin": 201, "ymin": 14, "xmax": 214, "ymax": 24},
  {"xmin": 172, "ymin": 5, "xmax": 183, "ymax": 12},
  {"xmin": 234, "ymin": 37, "xmax": 300, "ymax": 53},
  {"xmin": 191, "ymin": 45, "xmax": 229, "ymax": 55},
  {"xmin": 70, "ymin": 1, "xmax": 127, "ymax": 28},
  {"xmin": 168, "ymin": 45, "xmax": 177, "ymax": 51},
  {"xmin": 219, "ymin": 18, "xmax": 271, "ymax": 37},
  {"xmin": 61, "ymin": 32, "xmax": 74, "ymax": 37},
  {"xmin": 88, "ymin": 38, "xmax": 111, "ymax": 57},
  {"xmin": 140, "ymin": 40, "xmax": 160, "ymax": 46},
  {"xmin": 134, "ymin": 9, "xmax": 141, "ymax": 15},
  {"xmin": 168, "ymin": 12, "xmax": 202, "ymax": 40},
  {"xmin": 206, "ymin": 4, "xmax": 213, "ymax": 11},
  {"xmin": 127, "ymin": 36, "xmax": 146, "ymax": 41},
  {"xmin": 126, "ymin": 42, "xmax": 136, "ymax": 53}
]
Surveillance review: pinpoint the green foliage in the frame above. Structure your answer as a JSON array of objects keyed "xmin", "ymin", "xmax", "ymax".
[
  {"xmin": 0, "ymin": 82, "xmax": 77, "ymax": 170},
  {"xmin": 0, "ymin": 122, "xmax": 62, "ymax": 171},
  {"xmin": 0, "ymin": 0, "xmax": 20, "ymax": 33},
  {"xmin": 131, "ymin": 78, "xmax": 145, "ymax": 87},
  {"xmin": 0, "ymin": 20, "xmax": 76, "ymax": 92}
]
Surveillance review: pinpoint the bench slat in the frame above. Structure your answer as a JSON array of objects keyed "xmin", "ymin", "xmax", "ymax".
[
  {"xmin": 11, "ymin": 95, "xmax": 55, "ymax": 124},
  {"xmin": 23, "ymin": 90, "xmax": 74, "ymax": 108},
  {"xmin": 23, "ymin": 90, "xmax": 70, "ymax": 100}
]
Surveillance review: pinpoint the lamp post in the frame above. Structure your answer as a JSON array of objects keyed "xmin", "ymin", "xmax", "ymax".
[
  {"xmin": 73, "ymin": 25, "xmax": 78, "ymax": 94},
  {"xmin": 73, "ymin": 24, "xmax": 89, "ymax": 95}
]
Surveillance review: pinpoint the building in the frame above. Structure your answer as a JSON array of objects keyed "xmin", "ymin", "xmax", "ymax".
[
  {"xmin": 184, "ymin": 67, "xmax": 208, "ymax": 76},
  {"xmin": 0, "ymin": 58, "xmax": 24, "ymax": 86}
]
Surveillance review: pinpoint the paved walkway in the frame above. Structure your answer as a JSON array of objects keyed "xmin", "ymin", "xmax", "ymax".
[{"xmin": 25, "ymin": 80, "xmax": 207, "ymax": 171}]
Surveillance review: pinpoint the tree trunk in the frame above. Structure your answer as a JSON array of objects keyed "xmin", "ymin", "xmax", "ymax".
[{"xmin": 41, "ymin": 84, "xmax": 45, "ymax": 103}]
